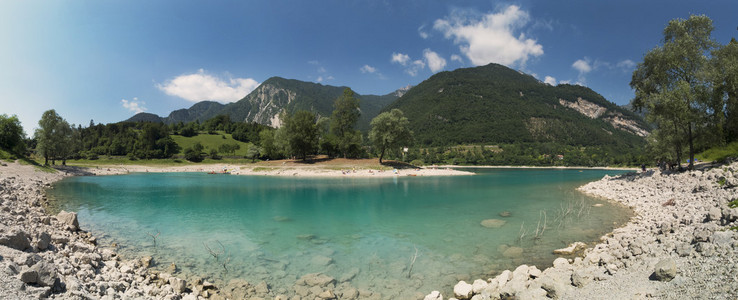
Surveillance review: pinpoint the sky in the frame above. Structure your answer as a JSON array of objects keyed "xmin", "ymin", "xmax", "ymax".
[{"xmin": 1, "ymin": 1, "xmax": 736, "ymax": 134}]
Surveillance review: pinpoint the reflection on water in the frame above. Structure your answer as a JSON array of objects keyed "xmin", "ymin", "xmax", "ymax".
[{"xmin": 47, "ymin": 169, "xmax": 631, "ymax": 298}]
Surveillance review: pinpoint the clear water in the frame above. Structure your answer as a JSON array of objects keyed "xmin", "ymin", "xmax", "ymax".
[{"xmin": 47, "ymin": 169, "xmax": 631, "ymax": 298}]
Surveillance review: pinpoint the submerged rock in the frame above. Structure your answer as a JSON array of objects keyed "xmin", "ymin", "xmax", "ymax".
[
  {"xmin": 499, "ymin": 211, "xmax": 512, "ymax": 217},
  {"xmin": 553, "ymin": 242, "xmax": 587, "ymax": 255},
  {"xmin": 480, "ymin": 219, "xmax": 507, "ymax": 228},
  {"xmin": 502, "ymin": 246, "xmax": 524, "ymax": 258}
]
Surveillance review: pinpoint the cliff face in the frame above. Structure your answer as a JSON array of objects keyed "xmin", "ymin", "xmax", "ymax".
[{"xmin": 559, "ymin": 97, "xmax": 649, "ymax": 137}]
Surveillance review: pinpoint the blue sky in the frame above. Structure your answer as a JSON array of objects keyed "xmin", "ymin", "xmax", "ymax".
[{"xmin": 1, "ymin": 1, "xmax": 736, "ymax": 134}]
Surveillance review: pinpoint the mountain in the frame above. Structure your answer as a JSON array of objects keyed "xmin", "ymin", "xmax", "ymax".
[
  {"xmin": 125, "ymin": 77, "xmax": 399, "ymax": 131},
  {"xmin": 125, "ymin": 112, "xmax": 164, "ymax": 123},
  {"xmin": 384, "ymin": 63, "xmax": 649, "ymax": 148}
]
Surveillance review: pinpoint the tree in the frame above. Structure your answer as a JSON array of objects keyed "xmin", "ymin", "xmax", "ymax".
[
  {"xmin": 258, "ymin": 129, "xmax": 282, "ymax": 159},
  {"xmin": 631, "ymin": 15, "xmax": 717, "ymax": 170},
  {"xmin": 246, "ymin": 145, "xmax": 261, "ymax": 162},
  {"xmin": 35, "ymin": 110, "xmax": 70, "ymax": 165},
  {"xmin": 284, "ymin": 110, "xmax": 320, "ymax": 160},
  {"xmin": 329, "ymin": 88, "xmax": 362, "ymax": 158},
  {"xmin": 369, "ymin": 109, "xmax": 413, "ymax": 164},
  {"xmin": 0, "ymin": 114, "xmax": 24, "ymax": 152},
  {"xmin": 711, "ymin": 38, "xmax": 738, "ymax": 143},
  {"xmin": 184, "ymin": 142, "xmax": 204, "ymax": 162}
]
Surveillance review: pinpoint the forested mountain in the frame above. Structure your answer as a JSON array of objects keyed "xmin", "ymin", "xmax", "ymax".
[
  {"xmin": 126, "ymin": 77, "xmax": 399, "ymax": 131},
  {"xmin": 384, "ymin": 63, "xmax": 649, "ymax": 149}
]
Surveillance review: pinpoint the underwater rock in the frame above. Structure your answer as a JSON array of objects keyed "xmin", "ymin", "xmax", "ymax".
[
  {"xmin": 480, "ymin": 219, "xmax": 507, "ymax": 228},
  {"xmin": 56, "ymin": 210, "xmax": 79, "ymax": 231},
  {"xmin": 553, "ymin": 242, "xmax": 587, "ymax": 255},
  {"xmin": 499, "ymin": 211, "xmax": 512, "ymax": 217},
  {"xmin": 502, "ymin": 247, "xmax": 524, "ymax": 258}
]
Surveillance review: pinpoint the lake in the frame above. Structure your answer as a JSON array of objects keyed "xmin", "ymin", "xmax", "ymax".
[{"xmin": 47, "ymin": 168, "xmax": 631, "ymax": 298}]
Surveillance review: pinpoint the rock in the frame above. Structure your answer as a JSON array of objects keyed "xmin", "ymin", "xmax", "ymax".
[
  {"xmin": 0, "ymin": 227, "xmax": 32, "ymax": 251},
  {"xmin": 707, "ymin": 207, "xmax": 722, "ymax": 221},
  {"xmin": 710, "ymin": 231, "xmax": 736, "ymax": 245},
  {"xmin": 36, "ymin": 232, "xmax": 51, "ymax": 251},
  {"xmin": 311, "ymin": 255, "xmax": 333, "ymax": 266},
  {"xmin": 19, "ymin": 268, "xmax": 38, "ymax": 283},
  {"xmin": 296, "ymin": 273, "xmax": 335, "ymax": 287},
  {"xmin": 552, "ymin": 257, "xmax": 570, "ymax": 269},
  {"xmin": 502, "ymin": 247, "xmax": 523, "ymax": 258},
  {"xmin": 528, "ymin": 266, "xmax": 542, "ymax": 278},
  {"xmin": 254, "ymin": 281, "xmax": 269, "ymax": 294},
  {"xmin": 571, "ymin": 268, "xmax": 593, "ymax": 287},
  {"xmin": 650, "ymin": 259, "xmax": 676, "ymax": 282},
  {"xmin": 480, "ymin": 219, "xmax": 507, "ymax": 228},
  {"xmin": 56, "ymin": 210, "xmax": 79, "ymax": 231},
  {"xmin": 424, "ymin": 290, "xmax": 443, "ymax": 300},
  {"xmin": 553, "ymin": 242, "xmax": 586, "ymax": 255},
  {"xmin": 317, "ymin": 290, "xmax": 336, "ymax": 299},
  {"xmin": 499, "ymin": 211, "xmax": 512, "ymax": 217},
  {"xmin": 471, "ymin": 279, "xmax": 488, "ymax": 294},
  {"xmin": 454, "ymin": 281, "xmax": 474, "ymax": 299},
  {"xmin": 31, "ymin": 261, "xmax": 59, "ymax": 288},
  {"xmin": 539, "ymin": 276, "xmax": 566, "ymax": 299},
  {"xmin": 169, "ymin": 277, "xmax": 187, "ymax": 293}
]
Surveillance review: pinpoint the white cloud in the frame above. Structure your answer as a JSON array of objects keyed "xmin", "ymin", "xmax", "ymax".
[
  {"xmin": 406, "ymin": 60, "xmax": 425, "ymax": 76},
  {"xmin": 316, "ymin": 76, "xmax": 324, "ymax": 83},
  {"xmin": 433, "ymin": 5, "xmax": 543, "ymax": 67},
  {"xmin": 391, "ymin": 52, "xmax": 411, "ymax": 66},
  {"xmin": 418, "ymin": 25, "xmax": 429, "ymax": 39},
  {"xmin": 157, "ymin": 69, "xmax": 259, "ymax": 103},
  {"xmin": 544, "ymin": 76, "xmax": 557, "ymax": 86},
  {"xmin": 360, "ymin": 64, "xmax": 377, "ymax": 73},
  {"xmin": 572, "ymin": 59, "xmax": 592, "ymax": 74},
  {"xmin": 121, "ymin": 97, "xmax": 146, "ymax": 113},
  {"xmin": 423, "ymin": 49, "xmax": 447, "ymax": 73},
  {"xmin": 450, "ymin": 54, "xmax": 463, "ymax": 63},
  {"xmin": 559, "ymin": 80, "xmax": 571, "ymax": 85},
  {"xmin": 616, "ymin": 59, "xmax": 636, "ymax": 70}
]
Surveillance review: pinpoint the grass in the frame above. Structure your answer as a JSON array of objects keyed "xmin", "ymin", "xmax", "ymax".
[
  {"xmin": 65, "ymin": 156, "xmax": 259, "ymax": 167},
  {"xmin": 728, "ymin": 198, "xmax": 738, "ymax": 209},
  {"xmin": 696, "ymin": 141, "xmax": 738, "ymax": 162},
  {"xmin": 171, "ymin": 131, "xmax": 253, "ymax": 156}
]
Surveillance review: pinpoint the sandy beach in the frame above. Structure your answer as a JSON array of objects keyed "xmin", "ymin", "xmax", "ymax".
[{"xmin": 2, "ymin": 160, "xmax": 737, "ymax": 299}]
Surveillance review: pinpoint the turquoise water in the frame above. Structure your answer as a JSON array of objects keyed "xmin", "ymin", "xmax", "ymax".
[{"xmin": 48, "ymin": 169, "xmax": 631, "ymax": 298}]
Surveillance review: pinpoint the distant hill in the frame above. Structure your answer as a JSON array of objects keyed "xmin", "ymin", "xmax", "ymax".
[
  {"xmin": 125, "ymin": 77, "xmax": 400, "ymax": 131},
  {"xmin": 384, "ymin": 63, "xmax": 649, "ymax": 149}
]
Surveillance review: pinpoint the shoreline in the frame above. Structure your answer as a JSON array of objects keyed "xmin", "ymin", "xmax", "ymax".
[
  {"xmin": 432, "ymin": 162, "xmax": 738, "ymax": 299},
  {"xmin": 3, "ymin": 161, "xmax": 736, "ymax": 299}
]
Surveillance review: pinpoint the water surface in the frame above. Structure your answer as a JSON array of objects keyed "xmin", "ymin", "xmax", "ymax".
[{"xmin": 48, "ymin": 169, "xmax": 631, "ymax": 298}]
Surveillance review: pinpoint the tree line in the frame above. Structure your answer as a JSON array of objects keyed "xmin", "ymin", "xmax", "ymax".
[{"xmin": 631, "ymin": 15, "xmax": 738, "ymax": 170}]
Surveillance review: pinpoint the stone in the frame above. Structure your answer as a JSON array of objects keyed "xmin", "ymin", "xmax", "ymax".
[
  {"xmin": 480, "ymin": 219, "xmax": 507, "ymax": 228},
  {"xmin": 254, "ymin": 281, "xmax": 269, "ymax": 294},
  {"xmin": 553, "ymin": 242, "xmax": 586, "ymax": 255},
  {"xmin": 707, "ymin": 207, "xmax": 722, "ymax": 221},
  {"xmin": 296, "ymin": 273, "xmax": 335, "ymax": 287},
  {"xmin": 36, "ymin": 232, "xmax": 51, "ymax": 251},
  {"xmin": 528, "ymin": 266, "xmax": 542, "ymax": 278},
  {"xmin": 498, "ymin": 211, "xmax": 512, "ymax": 217},
  {"xmin": 0, "ymin": 227, "xmax": 32, "ymax": 251},
  {"xmin": 424, "ymin": 290, "xmax": 443, "ymax": 300},
  {"xmin": 502, "ymin": 247, "xmax": 523, "ymax": 258},
  {"xmin": 552, "ymin": 257, "xmax": 570, "ymax": 269},
  {"xmin": 454, "ymin": 281, "xmax": 474, "ymax": 299},
  {"xmin": 31, "ymin": 261, "xmax": 59, "ymax": 288},
  {"xmin": 317, "ymin": 290, "xmax": 336, "ymax": 299},
  {"xmin": 650, "ymin": 259, "xmax": 676, "ymax": 282},
  {"xmin": 472, "ymin": 279, "xmax": 488, "ymax": 294},
  {"xmin": 539, "ymin": 276, "xmax": 566, "ymax": 299},
  {"xmin": 311, "ymin": 255, "xmax": 333, "ymax": 266},
  {"xmin": 169, "ymin": 277, "xmax": 187, "ymax": 293},
  {"xmin": 710, "ymin": 231, "xmax": 736, "ymax": 245},
  {"xmin": 57, "ymin": 210, "xmax": 79, "ymax": 231},
  {"xmin": 571, "ymin": 268, "xmax": 593, "ymax": 287},
  {"xmin": 19, "ymin": 269, "xmax": 38, "ymax": 283}
]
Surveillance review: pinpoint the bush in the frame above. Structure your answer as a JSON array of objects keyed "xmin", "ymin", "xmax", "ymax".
[{"xmin": 410, "ymin": 159, "xmax": 424, "ymax": 166}]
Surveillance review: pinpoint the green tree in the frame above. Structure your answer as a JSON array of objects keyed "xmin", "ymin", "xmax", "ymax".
[
  {"xmin": 369, "ymin": 109, "xmax": 413, "ymax": 164},
  {"xmin": 258, "ymin": 129, "xmax": 282, "ymax": 159},
  {"xmin": 246, "ymin": 145, "xmax": 261, "ymax": 162},
  {"xmin": 0, "ymin": 114, "xmax": 24, "ymax": 152},
  {"xmin": 631, "ymin": 15, "xmax": 717, "ymax": 170},
  {"xmin": 329, "ymin": 88, "xmax": 362, "ymax": 158},
  {"xmin": 284, "ymin": 110, "xmax": 319, "ymax": 160},
  {"xmin": 35, "ymin": 110, "xmax": 69, "ymax": 165},
  {"xmin": 711, "ymin": 38, "xmax": 738, "ymax": 143},
  {"xmin": 184, "ymin": 142, "xmax": 204, "ymax": 162}
]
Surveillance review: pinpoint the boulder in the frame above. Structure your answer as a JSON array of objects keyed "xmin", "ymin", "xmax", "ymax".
[
  {"xmin": 502, "ymin": 247, "xmax": 524, "ymax": 258},
  {"xmin": 0, "ymin": 227, "xmax": 32, "ymax": 251},
  {"xmin": 56, "ymin": 210, "xmax": 79, "ymax": 231},
  {"xmin": 424, "ymin": 290, "xmax": 443, "ymax": 300},
  {"xmin": 168, "ymin": 277, "xmax": 187, "ymax": 293},
  {"xmin": 296, "ymin": 273, "xmax": 335, "ymax": 287},
  {"xmin": 254, "ymin": 281, "xmax": 269, "ymax": 294},
  {"xmin": 471, "ymin": 279, "xmax": 488, "ymax": 294},
  {"xmin": 480, "ymin": 219, "xmax": 507, "ymax": 228},
  {"xmin": 553, "ymin": 242, "xmax": 586, "ymax": 255},
  {"xmin": 311, "ymin": 255, "xmax": 333, "ymax": 266},
  {"xmin": 453, "ymin": 281, "xmax": 474, "ymax": 300},
  {"xmin": 571, "ymin": 268, "xmax": 593, "ymax": 287},
  {"xmin": 317, "ymin": 290, "xmax": 337, "ymax": 299},
  {"xmin": 30, "ymin": 261, "xmax": 59, "ymax": 288},
  {"xmin": 539, "ymin": 276, "xmax": 566, "ymax": 299},
  {"xmin": 710, "ymin": 231, "xmax": 736, "ymax": 246},
  {"xmin": 36, "ymin": 232, "xmax": 51, "ymax": 251},
  {"xmin": 707, "ymin": 207, "xmax": 722, "ymax": 222},
  {"xmin": 650, "ymin": 259, "xmax": 676, "ymax": 282}
]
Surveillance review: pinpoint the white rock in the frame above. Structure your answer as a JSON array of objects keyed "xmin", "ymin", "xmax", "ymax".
[
  {"xmin": 424, "ymin": 290, "xmax": 443, "ymax": 300},
  {"xmin": 471, "ymin": 279, "xmax": 488, "ymax": 294},
  {"xmin": 453, "ymin": 281, "xmax": 474, "ymax": 300}
]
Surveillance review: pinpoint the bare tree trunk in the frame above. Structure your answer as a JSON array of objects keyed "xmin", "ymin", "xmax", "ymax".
[
  {"xmin": 687, "ymin": 123, "xmax": 694, "ymax": 170},
  {"xmin": 379, "ymin": 147, "xmax": 386, "ymax": 164}
]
